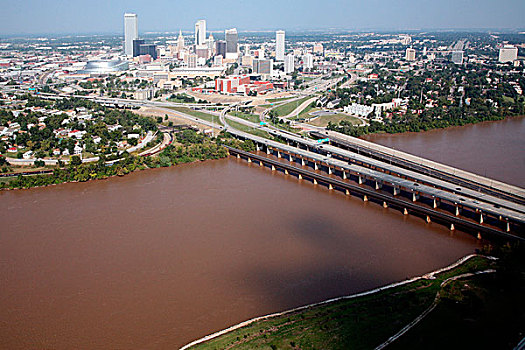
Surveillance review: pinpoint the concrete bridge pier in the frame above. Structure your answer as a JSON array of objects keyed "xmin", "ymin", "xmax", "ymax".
[
  {"xmin": 358, "ymin": 175, "xmax": 364, "ymax": 184},
  {"xmin": 271, "ymin": 165, "xmax": 276, "ymax": 171},
  {"xmin": 375, "ymin": 181, "xmax": 382, "ymax": 190},
  {"xmin": 298, "ymin": 174, "xmax": 303, "ymax": 180},
  {"xmin": 237, "ymin": 153, "xmax": 241, "ymax": 159},
  {"xmin": 284, "ymin": 169, "xmax": 289, "ymax": 175},
  {"xmin": 403, "ymin": 208, "xmax": 409, "ymax": 215},
  {"xmin": 433, "ymin": 197, "xmax": 440, "ymax": 209},
  {"xmin": 328, "ymin": 184, "xmax": 334, "ymax": 190},
  {"xmin": 506, "ymin": 221, "xmax": 510, "ymax": 232},
  {"xmin": 426, "ymin": 216, "xmax": 431, "ymax": 223},
  {"xmin": 346, "ymin": 189, "xmax": 350, "ymax": 196},
  {"xmin": 259, "ymin": 161, "xmax": 263, "ymax": 167},
  {"xmin": 450, "ymin": 223, "xmax": 455, "ymax": 231},
  {"xmin": 313, "ymin": 179, "xmax": 318, "ymax": 185},
  {"xmin": 480, "ymin": 213, "xmax": 484, "ymax": 224},
  {"xmin": 247, "ymin": 157, "xmax": 252, "ymax": 163},
  {"xmin": 455, "ymin": 204, "xmax": 460, "ymax": 216},
  {"xmin": 412, "ymin": 192, "xmax": 419, "ymax": 202},
  {"xmin": 277, "ymin": 151, "xmax": 281, "ymax": 158},
  {"xmin": 256, "ymin": 143, "xmax": 261, "ymax": 151},
  {"xmin": 363, "ymin": 195, "xmax": 369, "ymax": 202},
  {"xmin": 343, "ymin": 172, "xmax": 347, "ymax": 180},
  {"xmin": 314, "ymin": 163, "xmax": 319, "ymax": 170},
  {"xmin": 301, "ymin": 158, "xmax": 306, "ymax": 166},
  {"xmin": 383, "ymin": 201, "xmax": 388, "ymax": 208},
  {"xmin": 393, "ymin": 186, "xmax": 400, "ymax": 196},
  {"xmin": 266, "ymin": 147, "xmax": 271, "ymax": 155},
  {"xmin": 328, "ymin": 167, "xmax": 332, "ymax": 175}
]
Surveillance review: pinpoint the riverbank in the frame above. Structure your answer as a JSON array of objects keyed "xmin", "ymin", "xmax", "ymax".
[
  {"xmin": 182, "ymin": 249, "xmax": 524, "ymax": 350},
  {"xmin": 0, "ymin": 130, "xmax": 252, "ymax": 190}
]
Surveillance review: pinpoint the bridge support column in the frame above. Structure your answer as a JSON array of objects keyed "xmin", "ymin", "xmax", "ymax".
[
  {"xmin": 375, "ymin": 181, "xmax": 382, "ymax": 190},
  {"xmin": 426, "ymin": 216, "xmax": 431, "ymax": 224},
  {"xmin": 479, "ymin": 213, "xmax": 483, "ymax": 224},
  {"xmin": 393, "ymin": 187, "xmax": 400, "ymax": 196},
  {"xmin": 271, "ymin": 165, "xmax": 276, "ymax": 171},
  {"xmin": 313, "ymin": 179, "xmax": 318, "ymax": 185},
  {"xmin": 328, "ymin": 167, "xmax": 332, "ymax": 175},
  {"xmin": 363, "ymin": 195, "xmax": 368, "ymax": 202},
  {"xmin": 412, "ymin": 192, "xmax": 419, "ymax": 202},
  {"xmin": 256, "ymin": 144, "xmax": 260, "ymax": 151},
  {"xmin": 383, "ymin": 201, "xmax": 388, "ymax": 208},
  {"xmin": 403, "ymin": 208, "xmax": 408, "ymax": 215},
  {"xmin": 284, "ymin": 169, "xmax": 289, "ymax": 175},
  {"xmin": 266, "ymin": 148, "xmax": 271, "ymax": 155},
  {"xmin": 328, "ymin": 184, "xmax": 334, "ymax": 190},
  {"xmin": 455, "ymin": 205, "xmax": 460, "ymax": 216},
  {"xmin": 259, "ymin": 161, "xmax": 263, "ymax": 167},
  {"xmin": 506, "ymin": 221, "xmax": 510, "ymax": 232},
  {"xmin": 450, "ymin": 223, "xmax": 455, "ymax": 231},
  {"xmin": 433, "ymin": 198, "xmax": 440, "ymax": 209},
  {"xmin": 343, "ymin": 172, "xmax": 347, "ymax": 180},
  {"xmin": 477, "ymin": 233, "xmax": 482, "ymax": 240},
  {"xmin": 247, "ymin": 157, "xmax": 252, "ymax": 163},
  {"xmin": 237, "ymin": 153, "xmax": 240, "ymax": 159},
  {"xmin": 314, "ymin": 163, "xmax": 319, "ymax": 170},
  {"xmin": 301, "ymin": 158, "xmax": 306, "ymax": 166},
  {"xmin": 358, "ymin": 175, "xmax": 363, "ymax": 184},
  {"xmin": 346, "ymin": 189, "xmax": 350, "ymax": 196},
  {"xmin": 277, "ymin": 151, "xmax": 281, "ymax": 158},
  {"xmin": 298, "ymin": 174, "xmax": 303, "ymax": 180}
]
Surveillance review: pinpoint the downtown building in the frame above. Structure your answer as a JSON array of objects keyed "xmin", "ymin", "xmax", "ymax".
[
  {"xmin": 276, "ymin": 30, "xmax": 285, "ymax": 61},
  {"xmin": 225, "ymin": 28, "xmax": 239, "ymax": 59},
  {"xmin": 284, "ymin": 53, "xmax": 294, "ymax": 73},
  {"xmin": 499, "ymin": 45, "xmax": 518, "ymax": 63},
  {"xmin": 124, "ymin": 13, "xmax": 138, "ymax": 56}
]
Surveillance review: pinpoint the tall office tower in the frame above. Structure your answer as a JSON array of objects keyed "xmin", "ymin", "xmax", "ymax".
[
  {"xmin": 207, "ymin": 33, "xmax": 215, "ymax": 55},
  {"xmin": 124, "ymin": 13, "xmax": 138, "ymax": 56},
  {"xmin": 140, "ymin": 44, "xmax": 158, "ymax": 60},
  {"xmin": 303, "ymin": 53, "xmax": 314, "ymax": 70},
  {"xmin": 195, "ymin": 20, "xmax": 206, "ymax": 46},
  {"xmin": 216, "ymin": 40, "xmax": 227, "ymax": 57},
  {"xmin": 132, "ymin": 39, "xmax": 145, "ymax": 57},
  {"xmin": 284, "ymin": 53, "xmax": 294, "ymax": 73},
  {"xmin": 276, "ymin": 30, "xmax": 285, "ymax": 61},
  {"xmin": 253, "ymin": 59, "xmax": 272, "ymax": 75},
  {"xmin": 422, "ymin": 47, "xmax": 427, "ymax": 56},
  {"xmin": 499, "ymin": 45, "xmax": 518, "ymax": 63},
  {"xmin": 451, "ymin": 50, "xmax": 464, "ymax": 64},
  {"xmin": 177, "ymin": 30, "xmax": 185, "ymax": 51},
  {"xmin": 405, "ymin": 48, "xmax": 416, "ymax": 61},
  {"xmin": 225, "ymin": 28, "xmax": 239, "ymax": 59}
]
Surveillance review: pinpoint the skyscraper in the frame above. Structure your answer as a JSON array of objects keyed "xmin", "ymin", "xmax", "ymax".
[
  {"xmin": 195, "ymin": 20, "xmax": 207, "ymax": 46},
  {"xmin": 225, "ymin": 28, "xmax": 239, "ymax": 59},
  {"xmin": 276, "ymin": 30, "xmax": 285, "ymax": 61},
  {"xmin": 284, "ymin": 53, "xmax": 294, "ymax": 73},
  {"xmin": 253, "ymin": 59, "xmax": 272, "ymax": 75},
  {"xmin": 124, "ymin": 13, "xmax": 138, "ymax": 56},
  {"xmin": 177, "ymin": 30, "xmax": 185, "ymax": 52},
  {"xmin": 132, "ymin": 39, "xmax": 145, "ymax": 57},
  {"xmin": 216, "ymin": 41, "xmax": 227, "ymax": 58}
]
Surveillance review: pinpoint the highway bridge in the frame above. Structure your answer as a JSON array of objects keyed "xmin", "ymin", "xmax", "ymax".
[{"xmin": 218, "ymin": 105, "xmax": 524, "ymax": 240}]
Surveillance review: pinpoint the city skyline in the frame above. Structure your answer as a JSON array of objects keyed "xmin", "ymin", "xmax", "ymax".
[{"xmin": 0, "ymin": 0, "xmax": 525, "ymax": 35}]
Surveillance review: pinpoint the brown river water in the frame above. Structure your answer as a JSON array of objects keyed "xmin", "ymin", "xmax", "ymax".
[{"xmin": 2, "ymin": 118, "xmax": 523, "ymax": 349}]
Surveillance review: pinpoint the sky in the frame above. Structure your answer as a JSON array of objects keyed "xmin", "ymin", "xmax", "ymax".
[{"xmin": 0, "ymin": 0, "xmax": 524, "ymax": 35}]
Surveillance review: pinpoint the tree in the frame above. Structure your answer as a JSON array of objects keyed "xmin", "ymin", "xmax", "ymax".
[{"xmin": 70, "ymin": 155, "xmax": 82, "ymax": 166}]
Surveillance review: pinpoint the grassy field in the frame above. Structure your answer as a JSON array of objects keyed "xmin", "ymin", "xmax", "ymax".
[
  {"xmin": 307, "ymin": 113, "xmax": 364, "ymax": 127},
  {"xmin": 266, "ymin": 97, "xmax": 294, "ymax": 103},
  {"xmin": 167, "ymin": 107, "xmax": 223, "ymax": 126},
  {"xmin": 226, "ymin": 119, "xmax": 271, "ymax": 139},
  {"xmin": 188, "ymin": 256, "xmax": 499, "ymax": 350},
  {"xmin": 230, "ymin": 111, "xmax": 261, "ymax": 124},
  {"xmin": 272, "ymin": 96, "xmax": 312, "ymax": 116}
]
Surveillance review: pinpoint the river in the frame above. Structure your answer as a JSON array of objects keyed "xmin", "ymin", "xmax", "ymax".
[{"xmin": 3, "ymin": 118, "xmax": 521, "ymax": 349}]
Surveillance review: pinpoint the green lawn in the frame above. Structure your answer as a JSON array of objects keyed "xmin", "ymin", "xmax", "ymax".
[
  {"xmin": 307, "ymin": 113, "xmax": 363, "ymax": 127},
  {"xmin": 266, "ymin": 96, "xmax": 294, "ymax": 103},
  {"xmin": 272, "ymin": 96, "xmax": 312, "ymax": 116},
  {"xmin": 187, "ymin": 256, "xmax": 498, "ymax": 350},
  {"xmin": 226, "ymin": 119, "xmax": 271, "ymax": 139},
  {"xmin": 230, "ymin": 111, "xmax": 261, "ymax": 124},
  {"xmin": 167, "ymin": 106, "xmax": 223, "ymax": 126}
]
